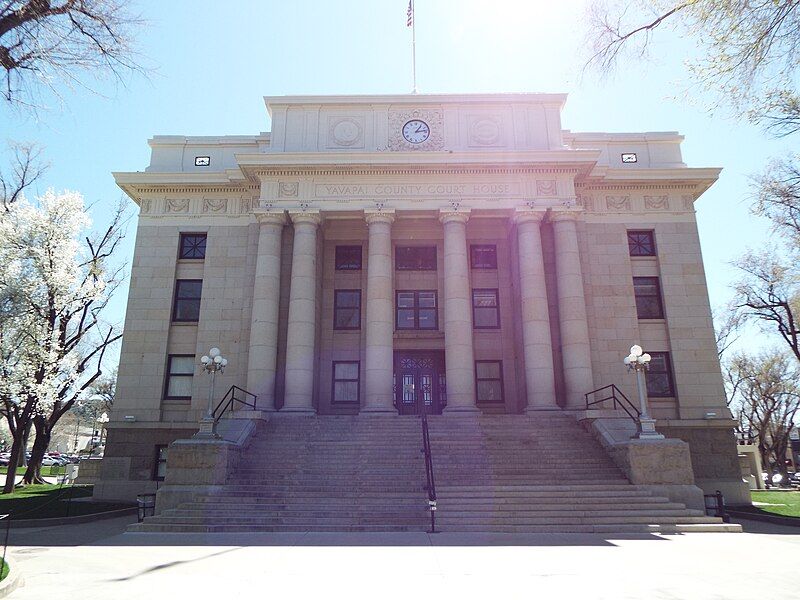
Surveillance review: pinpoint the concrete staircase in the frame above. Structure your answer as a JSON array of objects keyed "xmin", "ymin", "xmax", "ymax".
[{"xmin": 135, "ymin": 413, "xmax": 740, "ymax": 533}]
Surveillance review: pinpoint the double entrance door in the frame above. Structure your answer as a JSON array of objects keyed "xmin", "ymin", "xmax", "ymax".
[{"xmin": 394, "ymin": 351, "xmax": 446, "ymax": 415}]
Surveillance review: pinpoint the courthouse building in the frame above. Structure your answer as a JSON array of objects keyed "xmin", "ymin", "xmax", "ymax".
[{"xmin": 97, "ymin": 93, "xmax": 745, "ymax": 523}]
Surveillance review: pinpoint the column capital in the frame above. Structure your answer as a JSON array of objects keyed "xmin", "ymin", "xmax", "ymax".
[
  {"xmin": 513, "ymin": 209, "xmax": 547, "ymax": 225},
  {"xmin": 288, "ymin": 210, "xmax": 322, "ymax": 226},
  {"xmin": 549, "ymin": 209, "xmax": 581, "ymax": 223},
  {"xmin": 364, "ymin": 210, "xmax": 395, "ymax": 225},
  {"xmin": 439, "ymin": 209, "xmax": 471, "ymax": 225},
  {"xmin": 253, "ymin": 210, "xmax": 286, "ymax": 226}
]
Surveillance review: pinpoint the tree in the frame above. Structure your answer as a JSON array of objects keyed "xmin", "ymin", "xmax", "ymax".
[
  {"xmin": 0, "ymin": 188, "xmax": 126, "ymax": 490},
  {"xmin": 0, "ymin": 0, "xmax": 146, "ymax": 110},
  {"xmin": 727, "ymin": 350, "xmax": 800, "ymax": 477},
  {"xmin": 584, "ymin": 1, "xmax": 800, "ymax": 132}
]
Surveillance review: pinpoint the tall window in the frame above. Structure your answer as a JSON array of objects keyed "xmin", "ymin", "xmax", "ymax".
[
  {"xmin": 335, "ymin": 245, "xmax": 362, "ymax": 270},
  {"xmin": 633, "ymin": 277, "xmax": 664, "ymax": 319},
  {"xmin": 396, "ymin": 246, "xmax": 437, "ymax": 270},
  {"xmin": 164, "ymin": 355, "xmax": 194, "ymax": 400},
  {"xmin": 332, "ymin": 361, "xmax": 360, "ymax": 404},
  {"xmin": 179, "ymin": 233, "xmax": 207, "ymax": 259},
  {"xmin": 470, "ymin": 244, "xmax": 497, "ymax": 269},
  {"xmin": 646, "ymin": 352, "xmax": 675, "ymax": 397},
  {"xmin": 153, "ymin": 445, "xmax": 168, "ymax": 481},
  {"xmin": 472, "ymin": 289, "xmax": 500, "ymax": 329},
  {"xmin": 396, "ymin": 290, "xmax": 437, "ymax": 330},
  {"xmin": 172, "ymin": 279, "xmax": 202, "ymax": 322},
  {"xmin": 627, "ymin": 231, "xmax": 656, "ymax": 257},
  {"xmin": 334, "ymin": 290, "xmax": 361, "ymax": 330},
  {"xmin": 475, "ymin": 361, "xmax": 504, "ymax": 404}
]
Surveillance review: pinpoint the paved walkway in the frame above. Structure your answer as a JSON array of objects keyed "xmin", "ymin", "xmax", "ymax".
[{"xmin": 4, "ymin": 516, "xmax": 800, "ymax": 599}]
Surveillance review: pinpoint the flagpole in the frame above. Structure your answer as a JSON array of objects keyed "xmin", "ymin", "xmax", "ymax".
[{"xmin": 411, "ymin": 0, "xmax": 418, "ymax": 93}]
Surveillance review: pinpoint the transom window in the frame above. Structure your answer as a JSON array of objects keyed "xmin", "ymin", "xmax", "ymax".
[
  {"xmin": 472, "ymin": 288, "xmax": 500, "ymax": 329},
  {"xmin": 334, "ymin": 290, "xmax": 361, "ymax": 330},
  {"xmin": 470, "ymin": 244, "xmax": 498, "ymax": 269},
  {"xmin": 475, "ymin": 361, "xmax": 504, "ymax": 404},
  {"xmin": 396, "ymin": 246, "xmax": 437, "ymax": 270},
  {"xmin": 332, "ymin": 361, "xmax": 360, "ymax": 404},
  {"xmin": 335, "ymin": 245, "xmax": 362, "ymax": 270},
  {"xmin": 627, "ymin": 230, "xmax": 656, "ymax": 257},
  {"xmin": 172, "ymin": 280, "xmax": 202, "ymax": 322},
  {"xmin": 633, "ymin": 277, "xmax": 664, "ymax": 319},
  {"xmin": 153, "ymin": 445, "xmax": 168, "ymax": 481},
  {"xmin": 179, "ymin": 233, "xmax": 207, "ymax": 259},
  {"xmin": 396, "ymin": 290, "xmax": 438, "ymax": 330},
  {"xmin": 164, "ymin": 355, "xmax": 194, "ymax": 400},
  {"xmin": 646, "ymin": 352, "xmax": 675, "ymax": 397}
]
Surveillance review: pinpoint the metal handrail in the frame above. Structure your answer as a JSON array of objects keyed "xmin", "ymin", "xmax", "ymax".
[
  {"xmin": 212, "ymin": 385, "xmax": 258, "ymax": 423},
  {"xmin": 584, "ymin": 384, "xmax": 641, "ymax": 423},
  {"xmin": 420, "ymin": 408, "xmax": 437, "ymax": 533}
]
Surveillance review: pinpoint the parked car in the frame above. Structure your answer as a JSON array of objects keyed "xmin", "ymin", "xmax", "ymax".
[{"xmin": 41, "ymin": 456, "xmax": 59, "ymax": 466}]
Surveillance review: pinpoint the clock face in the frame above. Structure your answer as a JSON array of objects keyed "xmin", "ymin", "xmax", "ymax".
[{"xmin": 402, "ymin": 119, "xmax": 430, "ymax": 144}]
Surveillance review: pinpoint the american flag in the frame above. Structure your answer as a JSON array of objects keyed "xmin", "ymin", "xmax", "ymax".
[{"xmin": 407, "ymin": 0, "xmax": 413, "ymax": 27}]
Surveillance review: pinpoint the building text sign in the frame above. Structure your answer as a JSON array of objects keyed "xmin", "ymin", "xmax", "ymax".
[{"xmin": 315, "ymin": 182, "xmax": 522, "ymax": 199}]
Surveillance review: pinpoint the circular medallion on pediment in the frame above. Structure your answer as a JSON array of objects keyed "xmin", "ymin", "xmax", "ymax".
[
  {"xmin": 332, "ymin": 118, "xmax": 363, "ymax": 146},
  {"xmin": 471, "ymin": 118, "xmax": 501, "ymax": 145}
]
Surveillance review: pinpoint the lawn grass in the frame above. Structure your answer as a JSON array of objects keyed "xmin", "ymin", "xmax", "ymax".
[
  {"xmin": 0, "ymin": 558, "xmax": 7, "ymax": 581},
  {"xmin": 0, "ymin": 484, "xmax": 133, "ymax": 519},
  {"xmin": 0, "ymin": 465, "xmax": 66, "ymax": 476},
  {"xmin": 750, "ymin": 491, "xmax": 800, "ymax": 518}
]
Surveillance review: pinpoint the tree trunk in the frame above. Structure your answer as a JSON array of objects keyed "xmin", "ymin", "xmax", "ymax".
[
  {"xmin": 17, "ymin": 420, "xmax": 31, "ymax": 468},
  {"xmin": 2, "ymin": 434, "xmax": 24, "ymax": 494},
  {"xmin": 22, "ymin": 417, "xmax": 49, "ymax": 485}
]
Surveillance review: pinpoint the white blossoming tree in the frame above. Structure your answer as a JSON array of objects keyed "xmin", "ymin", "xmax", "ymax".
[{"xmin": 0, "ymin": 189, "xmax": 125, "ymax": 491}]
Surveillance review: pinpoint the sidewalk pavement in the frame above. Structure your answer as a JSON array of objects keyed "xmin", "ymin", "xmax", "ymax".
[{"xmin": 4, "ymin": 516, "xmax": 800, "ymax": 600}]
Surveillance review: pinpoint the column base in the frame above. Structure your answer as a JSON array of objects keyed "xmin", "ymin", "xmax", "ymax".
[
  {"xmin": 193, "ymin": 417, "xmax": 220, "ymax": 439},
  {"xmin": 637, "ymin": 417, "xmax": 665, "ymax": 440}
]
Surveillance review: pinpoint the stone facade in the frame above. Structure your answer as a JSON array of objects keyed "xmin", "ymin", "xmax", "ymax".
[{"xmin": 98, "ymin": 93, "xmax": 738, "ymax": 501}]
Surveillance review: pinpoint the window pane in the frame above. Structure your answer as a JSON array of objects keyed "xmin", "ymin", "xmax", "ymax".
[
  {"xmin": 635, "ymin": 296, "xmax": 662, "ymax": 319},
  {"xmin": 335, "ymin": 291, "xmax": 360, "ymax": 308},
  {"xmin": 418, "ymin": 309, "xmax": 437, "ymax": 329},
  {"xmin": 180, "ymin": 234, "xmax": 207, "ymax": 259},
  {"xmin": 397, "ymin": 309, "xmax": 415, "ymax": 329},
  {"xmin": 646, "ymin": 373, "xmax": 672, "ymax": 397},
  {"xmin": 474, "ymin": 307, "xmax": 499, "ymax": 328},
  {"xmin": 649, "ymin": 353, "xmax": 667, "ymax": 373},
  {"xmin": 170, "ymin": 356, "xmax": 195, "ymax": 375},
  {"xmin": 174, "ymin": 298, "xmax": 201, "ymax": 321},
  {"xmin": 167, "ymin": 374, "xmax": 192, "ymax": 398},
  {"xmin": 334, "ymin": 381, "xmax": 359, "ymax": 403},
  {"xmin": 397, "ymin": 292, "xmax": 415, "ymax": 308},
  {"xmin": 628, "ymin": 231, "xmax": 655, "ymax": 257},
  {"xmin": 335, "ymin": 245, "xmax": 362, "ymax": 270},
  {"xmin": 476, "ymin": 361, "xmax": 501, "ymax": 379},
  {"xmin": 335, "ymin": 307, "xmax": 360, "ymax": 329},
  {"xmin": 477, "ymin": 381, "xmax": 503, "ymax": 403},
  {"xmin": 334, "ymin": 362, "xmax": 358, "ymax": 380},
  {"xmin": 176, "ymin": 280, "xmax": 202, "ymax": 299},
  {"xmin": 473, "ymin": 290, "xmax": 498, "ymax": 307},
  {"xmin": 471, "ymin": 245, "xmax": 497, "ymax": 269},
  {"xmin": 396, "ymin": 246, "xmax": 436, "ymax": 270},
  {"xmin": 418, "ymin": 292, "xmax": 436, "ymax": 308}
]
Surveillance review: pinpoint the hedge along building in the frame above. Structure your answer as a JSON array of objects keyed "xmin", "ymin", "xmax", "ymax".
[{"xmin": 97, "ymin": 93, "xmax": 747, "ymax": 522}]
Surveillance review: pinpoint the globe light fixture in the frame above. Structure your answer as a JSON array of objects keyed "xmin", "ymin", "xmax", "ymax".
[
  {"xmin": 195, "ymin": 347, "xmax": 228, "ymax": 438},
  {"xmin": 624, "ymin": 344, "xmax": 664, "ymax": 440}
]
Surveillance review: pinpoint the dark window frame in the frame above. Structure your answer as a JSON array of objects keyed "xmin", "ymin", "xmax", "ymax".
[
  {"xmin": 178, "ymin": 233, "xmax": 207, "ymax": 260},
  {"xmin": 470, "ymin": 244, "xmax": 498, "ymax": 269},
  {"xmin": 335, "ymin": 245, "xmax": 363, "ymax": 271},
  {"xmin": 172, "ymin": 279, "xmax": 203, "ymax": 323},
  {"xmin": 646, "ymin": 352, "xmax": 676, "ymax": 398},
  {"xmin": 395, "ymin": 246, "xmax": 437, "ymax": 271},
  {"xmin": 475, "ymin": 360, "xmax": 505, "ymax": 404},
  {"xmin": 164, "ymin": 354, "xmax": 195, "ymax": 401},
  {"xmin": 472, "ymin": 288, "xmax": 501, "ymax": 329},
  {"xmin": 333, "ymin": 289, "xmax": 362, "ymax": 330},
  {"xmin": 633, "ymin": 276, "xmax": 664, "ymax": 319},
  {"xmin": 627, "ymin": 230, "xmax": 656, "ymax": 257},
  {"xmin": 153, "ymin": 445, "xmax": 168, "ymax": 481},
  {"xmin": 331, "ymin": 360, "xmax": 360, "ymax": 404},
  {"xmin": 395, "ymin": 290, "xmax": 438, "ymax": 330}
]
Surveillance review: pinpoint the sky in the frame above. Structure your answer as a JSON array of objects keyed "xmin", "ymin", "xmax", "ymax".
[{"xmin": 1, "ymin": 0, "xmax": 795, "ymax": 364}]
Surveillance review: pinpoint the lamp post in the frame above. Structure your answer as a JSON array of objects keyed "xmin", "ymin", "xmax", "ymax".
[
  {"xmin": 624, "ymin": 344, "xmax": 664, "ymax": 440},
  {"xmin": 195, "ymin": 347, "xmax": 228, "ymax": 438}
]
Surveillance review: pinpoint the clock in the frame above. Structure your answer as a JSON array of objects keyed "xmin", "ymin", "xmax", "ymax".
[{"xmin": 402, "ymin": 119, "xmax": 430, "ymax": 144}]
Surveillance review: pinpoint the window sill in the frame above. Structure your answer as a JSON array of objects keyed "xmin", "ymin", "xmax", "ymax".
[
  {"xmin": 171, "ymin": 321, "xmax": 199, "ymax": 326},
  {"xmin": 394, "ymin": 330, "xmax": 444, "ymax": 339},
  {"xmin": 638, "ymin": 318, "xmax": 666, "ymax": 324}
]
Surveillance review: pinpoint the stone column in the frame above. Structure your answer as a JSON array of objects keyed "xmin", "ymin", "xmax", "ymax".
[
  {"xmin": 440, "ymin": 210, "xmax": 478, "ymax": 412},
  {"xmin": 282, "ymin": 211, "xmax": 321, "ymax": 413},
  {"xmin": 246, "ymin": 212, "xmax": 285, "ymax": 410},
  {"xmin": 515, "ymin": 210, "xmax": 558, "ymax": 411},
  {"xmin": 362, "ymin": 211, "xmax": 396, "ymax": 413},
  {"xmin": 551, "ymin": 210, "xmax": 594, "ymax": 408}
]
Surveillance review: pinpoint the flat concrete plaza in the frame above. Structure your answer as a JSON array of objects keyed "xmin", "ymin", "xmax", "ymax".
[{"xmin": 4, "ymin": 517, "xmax": 800, "ymax": 599}]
